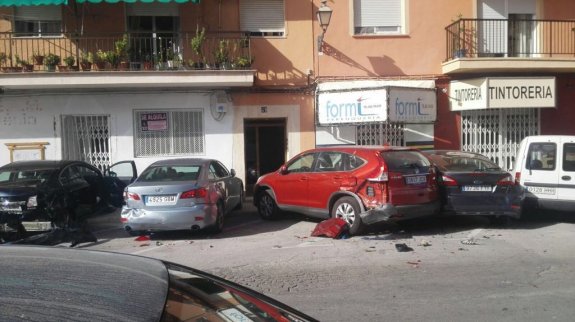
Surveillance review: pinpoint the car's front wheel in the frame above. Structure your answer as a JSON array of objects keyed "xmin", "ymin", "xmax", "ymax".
[
  {"xmin": 257, "ymin": 191, "xmax": 280, "ymax": 220},
  {"xmin": 332, "ymin": 196, "xmax": 364, "ymax": 235}
]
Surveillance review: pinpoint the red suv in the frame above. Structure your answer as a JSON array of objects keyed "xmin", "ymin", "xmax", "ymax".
[{"xmin": 253, "ymin": 146, "xmax": 440, "ymax": 234}]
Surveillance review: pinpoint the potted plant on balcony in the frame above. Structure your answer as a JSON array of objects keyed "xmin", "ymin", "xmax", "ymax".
[
  {"xmin": 190, "ymin": 26, "xmax": 206, "ymax": 69},
  {"xmin": 43, "ymin": 53, "xmax": 60, "ymax": 72},
  {"xmin": 94, "ymin": 50, "xmax": 108, "ymax": 70},
  {"xmin": 80, "ymin": 52, "xmax": 93, "ymax": 71},
  {"xmin": 213, "ymin": 39, "xmax": 230, "ymax": 69},
  {"xmin": 115, "ymin": 34, "xmax": 130, "ymax": 70},
  {"xmin": 106, "ymin": 50, "xmax": 120, "ymax": 70},
  {"xmin": 33, "ymin": 52, "xmax": 44, "ymax": 65},
  {"xmin": 15, "ymin": 55, "xmax": 32, "ymax": 72},
  {"xmin": 59, "ymin": 55, "xmax": 78, "ymax": 72},
  {"xmin": 232, "ymin": 56, "xmax": 252, "ymax": 69}
]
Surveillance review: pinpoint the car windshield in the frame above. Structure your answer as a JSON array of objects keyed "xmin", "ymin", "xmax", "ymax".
[
  {"xmin": 163, "ymin": 262, "xmax": 306, "ymax": 322},
  {"xmin": 429, "ymin": 153, "xmax": 501, "ymax": 172},
  {"xmin": 0, "ymin": 168, "xmax": 55, "ymax": 184},
  {"xmin": 138, "ymin": 165, "xmax": 201, "ymax": 182}
]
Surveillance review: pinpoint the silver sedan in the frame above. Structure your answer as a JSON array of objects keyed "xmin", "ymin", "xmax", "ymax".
[{"xmin": 121, "ymin": 158, "xmax": 243, "ymax": 235}]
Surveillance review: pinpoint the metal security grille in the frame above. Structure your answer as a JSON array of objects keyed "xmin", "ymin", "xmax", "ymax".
[
  {"xmin": 134, "ymin": 109, "xmax": 204, "ymax": 157},
  {"xmin": 461, "ymin": 108, "xmax": 539, "ymax": 170},
  {"xmin": 356, "ymin": 122, "xmax": 405, "ymax": 146},
  {"xmin": 61, "ymin": 115, "xmax": 111, "ymax": 172}
]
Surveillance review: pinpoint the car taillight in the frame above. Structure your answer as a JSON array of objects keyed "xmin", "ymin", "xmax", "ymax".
[
  {"xmin": 440, "ymin": 175, "xmax": 458, "ymax": 186},
  {"xmin": 497, "ymin": 174, "xmax": 515, "ymax": 186},
  {"xmin": 514, "ymin": 172, "xmax": 521, "ymax": 184},
  {"xmin": 181, "ymin": 188, "xmax": 207, "ymax": 199},
  {"xmin": 124, "ymin": 192, "xmax": 141, "ymax": 201},
  {"xmin": 368, "ymin": 166, "xmax": 388, "ymax": 182}
]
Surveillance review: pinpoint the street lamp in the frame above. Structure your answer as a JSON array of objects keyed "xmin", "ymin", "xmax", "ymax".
[{"xmin": 317, "ymin": 0, "xmax": 333, "ymax": 53}]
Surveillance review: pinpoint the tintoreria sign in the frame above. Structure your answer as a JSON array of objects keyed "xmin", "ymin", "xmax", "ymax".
[
  {"xmin": 449, "ymin": 77, "xmax": 556, "ymax": 111},
  {"xmin": 317, "ymin": 87, "xmax": 436, "ymax": 125}
]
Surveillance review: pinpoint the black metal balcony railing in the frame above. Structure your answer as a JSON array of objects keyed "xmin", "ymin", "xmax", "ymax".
[
  {"xmin": 0, "ymin": 31, "xmax": 252, "ymax": 72},
  {"xmin": 445, "ymin": 19, "xmax": 575, "ymax": 61}
]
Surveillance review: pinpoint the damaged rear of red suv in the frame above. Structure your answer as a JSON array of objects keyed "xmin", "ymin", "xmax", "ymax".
[{"xmin": 253, "ymin": 146, "xmax": 440, "ymax": 235}]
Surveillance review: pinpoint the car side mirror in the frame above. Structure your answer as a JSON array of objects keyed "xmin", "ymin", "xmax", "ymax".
[
  {"xmin": 279, "ymin": 165, "xmax": 289, "ymax": 175},
  {"xmin": 230, "ymin": 169, "xmax": 236, "ymax": 177}
]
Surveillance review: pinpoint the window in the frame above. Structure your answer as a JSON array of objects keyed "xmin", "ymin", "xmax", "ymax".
[
  {"xmin": 134, "ymin": 110, "xmax": 204, "ymax": 157},
  {"xmin": 14, "ymin": 6, "xmax": 62, "ymax": 37},
  {"xmin": 209, "ymin": 162, "xmax": 230, "ymax": 180},
  {"xmin": 563, "ymin": 144, "xmax": 575, "ymax": 172},
  {"xmin": 287, "ymin": 153, "xmax": 315, "ymax": 173},
  {"xmin": 526, "ymin": 143, "xmax": 556, "ymax": 171},
  {"xmin": 353, "ymin": 0, "xmax": 405, "ymax": 35},
  {"xmin": 240, "ymin": 0, "xmax": 285, "ymax": 37}
]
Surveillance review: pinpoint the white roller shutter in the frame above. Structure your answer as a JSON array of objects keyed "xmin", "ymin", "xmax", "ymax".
[
  {"xmin": 127, "ymin": 3, "xmax": 179, "ymax": 16},
  {"xmin": 240, "ymin": 0, "xmax": 285, "ymax": 33},
  {"xmin": 354, "ymin": 0, "xmax": 401, "ymax": 28},
  {"xmin": 15, "ymin": 6, "xmax": 61, "ymax": 21},
  {"xmin": 478, "ymin": 0, "xmax": 507, "ymax": 55}
]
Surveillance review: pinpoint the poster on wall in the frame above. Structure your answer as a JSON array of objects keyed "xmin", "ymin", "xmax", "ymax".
[
  {"xmin": 388, "ymin": 87, "xmax": 437, "ymax": 123},
  {"xmin": 140, "ymin": 112, "xmax": 168, "ymax": 132}
]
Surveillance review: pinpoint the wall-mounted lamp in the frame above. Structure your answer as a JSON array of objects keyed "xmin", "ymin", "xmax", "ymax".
[
  {"xmin": 441, "ymin": 87, "xmax": 462, "ymax": 106},
  {"xmin": 317, "ymin": 0, "xmax": 333, "ymax": 54}
]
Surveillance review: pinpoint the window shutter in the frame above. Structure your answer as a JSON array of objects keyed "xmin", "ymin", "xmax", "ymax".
[
  {"xmin": 354, "ymin": 0, "xmax": 401, "ymax": 28},
  {"xmin": 15, "ymin": 6, "xmax": 61, "ymax": 21},
  {"xmin": 240, "ymin": 0, "xmax": 285, "ymax": 33},
  {"xmin": 127, "ymin": 3, "xmax": 179, "ymax": 16}
]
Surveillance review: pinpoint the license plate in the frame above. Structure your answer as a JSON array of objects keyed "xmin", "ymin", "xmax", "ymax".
[
  {"xmin": 462, "ymin": 185, "xmax": 492, "ymax": 192},
  {"xmin": 526, "ymin": 186, "xmax": 556, "ymax": 195},
  {"xmin": 405, "ymin": 175, "xmax": 427, "ymax": 185},
  {"xmin": 146, "ymin": 195, "xmax": 177, "ymax": 205},
  {"xmin": 21, "ymin": 221, "xmax": 52, "ymax": 232}
]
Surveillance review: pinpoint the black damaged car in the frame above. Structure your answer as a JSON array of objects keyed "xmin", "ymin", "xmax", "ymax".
[{"xmin": 0, "ymin": 160, "xmax": 136, "ymax": 241}]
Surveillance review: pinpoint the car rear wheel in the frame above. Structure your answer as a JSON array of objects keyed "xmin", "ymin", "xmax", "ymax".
[
  {"xmin": 258, "ymin": 191, "xmax": 279, "ymax": 220},
  {"xmin": 211, "ymin": 202, "xmax": 225, "ymax": 234},
  {"xmin": 332, "ymin": 196, "xmax": 364, "ymax": 235}
]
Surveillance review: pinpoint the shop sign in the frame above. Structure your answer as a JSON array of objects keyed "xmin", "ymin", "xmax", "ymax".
[
  {"xmin": 140, "ymin": 112, "xmax": 168, "ymax": 132},
  {"xmin": 317, "ymin": 89, "xmax": 387, "ymax": 125},
  {"xmin": 450, "ymin": 77, "xmax": 555, "ymax": 111},
  {"xmin": 388, "ymin": 87, "xmax": 436, "ymax": 123}
]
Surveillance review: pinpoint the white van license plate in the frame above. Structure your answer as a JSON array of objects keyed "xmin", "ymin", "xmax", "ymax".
[
  {"xmin": 526, "ymin": 186, "xmax": 556, "ymax": 195},
  {"xmin": 462, "ymin": 186, "xmax": 491, "ymax": 192},
  {"xmin": 147, "ymin": 195, "xmax": 177, "ymax": 205}
]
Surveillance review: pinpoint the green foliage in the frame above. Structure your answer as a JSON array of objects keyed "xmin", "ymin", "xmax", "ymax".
[
  {"xmin": 44, "ymin": 53, "xmax": 60, "ymax": 67},
  {"xmin": 106, "ymin": 51, "xmax": 120, "ymax": 67},
  {"xmin": 233, "ymin": 56, "xmax": 252, "ymax": 68},
  {"xmin": 63, "ymin": 55, "xmax": 75, "ymax": 67},
  {"xmin": 0, "ymin": 52, "xmax": 7, "ymax": 66},
  {"xmin": 114, "ymin": 34, "xmax": 129, "ymax": 61},
  {"xmin": 214, "ymin": 40, "xmax": 230, "ymax": 65},
  {"xmin": 94, "ymin": 50, "xmax": 108, "ymax": 63},
  {"xmin": 191, "ymin": 26, "xmax": 206, "ymax": 58},
  {"xmin": 81, "ymin": 51, "xmax": 93, "ymax": 64}
]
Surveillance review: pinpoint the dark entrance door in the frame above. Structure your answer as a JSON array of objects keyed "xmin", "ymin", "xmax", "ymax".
[{"xmin": 244, "ymin": 119, "xmax": 287, "ymax": 195}]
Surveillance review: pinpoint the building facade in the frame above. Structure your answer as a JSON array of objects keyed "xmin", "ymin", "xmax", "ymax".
[{"xmin": 0, "ymin": 0, "xmax": 574, "ymax": 189}]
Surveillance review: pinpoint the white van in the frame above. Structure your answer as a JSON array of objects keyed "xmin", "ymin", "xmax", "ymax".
[{"xmin": 512, "ymin": 135, "xmax": 575, "ymax": 212}]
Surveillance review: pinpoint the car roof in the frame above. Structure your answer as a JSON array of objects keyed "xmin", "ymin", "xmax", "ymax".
[
  {"xmin": 0, "ymin": 160, "xmax": 79, "ymax": 171},
  {"xmin": 310, "ymin": 145, "xmax": 415, "ymax": 153},
  {"xmin": 149, "ymin": 158, "xmax": 215, "ymax": 167},
  {"xmin": 423, "ymin": 150, "xmax": 486, "ymax": 158},
  {"xmin": 0, "ymin": 246, "xmax": 168, "ymax": 321}
]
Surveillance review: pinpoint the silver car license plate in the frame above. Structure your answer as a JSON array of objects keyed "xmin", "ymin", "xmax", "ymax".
[
  {"xmin": 146, "ymin": 195, "xmax": 177, "ymax": 206},
  {"xmin": 526, "ymin": 186, "xmax": 556, "ymax": 195}
]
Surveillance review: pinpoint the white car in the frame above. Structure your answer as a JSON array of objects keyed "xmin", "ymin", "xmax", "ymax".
[{"xmin": 512, "ymin": 135, "xmax": 575, "ymax": 213}]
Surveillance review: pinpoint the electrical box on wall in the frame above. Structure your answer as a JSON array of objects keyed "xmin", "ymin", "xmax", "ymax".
[
  {"xmin": 214, "ymin": 92, "xmax": 230, "ymax": 113},
  {"xmin": 216, "ymin": 104, "xmax": 227, "ymax": 113}
]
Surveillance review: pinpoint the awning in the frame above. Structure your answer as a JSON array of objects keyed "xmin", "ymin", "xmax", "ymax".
[
  {"xmin": 0, "ymin": 0, "xmax": 67, "ymax": 5},
  {"xmin": 75, "ymin": 0, "xmax": 199, "ymax": 3}
]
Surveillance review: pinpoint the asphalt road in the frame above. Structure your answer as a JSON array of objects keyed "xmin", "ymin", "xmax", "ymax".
[{"xmin": 80, "ymin": 201, "xmax": 575, "ymax": 322}]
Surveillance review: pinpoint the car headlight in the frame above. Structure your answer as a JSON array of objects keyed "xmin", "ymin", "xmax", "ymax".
[{"xmin": 26, "ymin": 195, "xmax": 38, "ymax": 208}]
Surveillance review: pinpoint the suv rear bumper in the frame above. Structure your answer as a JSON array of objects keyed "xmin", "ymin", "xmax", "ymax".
[{"xmin": 360, "ymin": 200, "xmax": 441, "ymax": 225}]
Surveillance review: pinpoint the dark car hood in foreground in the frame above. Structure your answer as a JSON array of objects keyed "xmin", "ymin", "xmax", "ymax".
[
  {"xmin": 0, "ymin": 246, "xmax": 169, "ymax": 322},
  {"xmin": 0, "ymin": 182, "xmax": 39, "ymax": 199}
]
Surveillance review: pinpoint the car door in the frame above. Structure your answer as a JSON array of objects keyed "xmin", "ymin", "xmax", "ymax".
[
  {"xmin": 273, "ymin": 152, "xmax": 317, "ymax": 208},
  {"xmin": 306, "ymin": 151, "xmax": 347, "ymax": 210},
  {"xmin": 59, "ymin": 164, "xmax": 98, "ymax": 218},
  {"xmin": 558, "ymin": 139, "xmax": 575, "ymax": 202},
  {"xmin": 522, "ymin": 141, "xmax": 559, "ymax": 202},
  {"xmin": 107, "ymin": 161, "xmax": 138, "ymax": 185},
  {"xmin": 209, "ymin": 161, "xmax": 240, "ymax": 211}
]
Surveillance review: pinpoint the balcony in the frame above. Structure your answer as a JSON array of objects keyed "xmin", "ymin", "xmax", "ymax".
[
  {"xmin": 0, "ymin": 31, "xmax": 255, "ymax": 91},
  {"xmin": 443, "ymin": 19, "xmax": 575, "ymax": 74}
]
